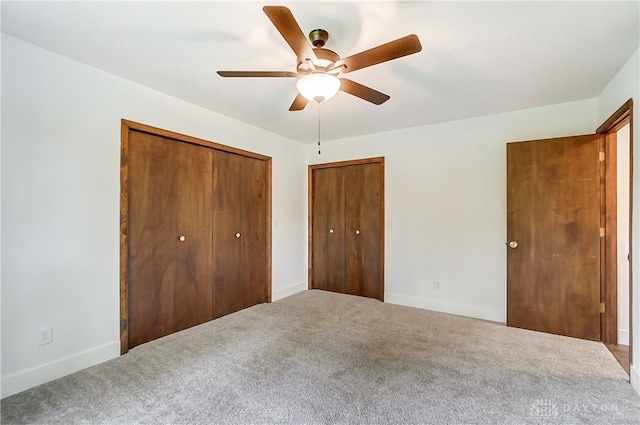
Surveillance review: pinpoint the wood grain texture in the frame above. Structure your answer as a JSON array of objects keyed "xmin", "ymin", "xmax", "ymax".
[
  {"xmin": 265, "ymin": 158, "xmax": 273, "ymax": 303},
  {"xmin": 310, "ymin": 157, "xmax": 385, "ymax": 170},
  {"xmin": 121, "ymin": 120, "xmax": 272, "ymax": 351},
  {"xmin": 173, "ymin": 139, "xmax": 215, "ymax": 332},
  {"xmin": 601, "ymin": 132, "xmax": 618, "ymax": 344},
  {"xmin": 241, "ymin": 155, "xmax": 269, "ymax": 309},
  {"xmin": 596, "ymin": 99, "xmax": 633, "ymax": 134},
  {"xmin": 120, "ymin": 121, "xmax": 130, "ymax": 354},
  {"xmin": 339, "ymin": 78, "xmax": 390, "ymax": 105},
  {"xmin": 127, "ymin": 130, "xmax": 213, "ymax": 347},
  {"xmin": 121, "ymin": 120, "xmax": 270, "ymax": 161},
  {"xmin": 212, "ymin": 151, "xmax": 269, "ymax": 318},
  {"xmin": 507, "ymin": 135, "xmax": 601, "ymax": 340},
  {"xmin": 311, "ymin": 166, "xmax": 346, "ymax": 294},
  {"xmin": 309, "ymin": 158, "xmax": 384, "ymax": 301},
  {"xmin": 597, "ymin": 99, "xmax": 633, "ymax": 365},
  {"xmin": 289, "ymin": 93, "xmax": 309, "ymax": 111},
  {"xmin": 212, "ymin": 150, "xmax": 245, "ymax": 319},
  {"xmin": 345, "ymin": 163, "xmax": 383, "ymax": 299},
  {"xmin": 337, "ymin": 34, "xmax": 422, "ymax": 74},
  {"xmin": 262, "ymin": 6, "xmax": 318, "ymax": 66},
  {"xmin": 606, "ymin": 343, "xmax": 630, "ymax": 375}
]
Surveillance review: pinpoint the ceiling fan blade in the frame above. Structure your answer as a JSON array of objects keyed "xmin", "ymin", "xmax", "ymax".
[
  {"xmin": 217, "ymin": 71, "xmax": 298, "ymax": 78},
  {"xmin": 289, "ymin": 93, "xmax": 309, "ymax": 111},
  {"xmin": 336, "ymin": 34, "xmax": 422, "ymax": 73},
  {"xmin": 339, "ymin": 78, "xmax": 390, "ymax": 105},
  {"xmin": 263, "ymin": 6, "xmax": 318, "ymax": 67}
]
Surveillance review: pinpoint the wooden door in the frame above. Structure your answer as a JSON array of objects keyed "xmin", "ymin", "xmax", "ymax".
[
  {"xmin": 127, "ymin": 130, "xmax": 213, "ymax": 347},
  {"xmin": 311, "ymin": 167, "xmax": 346, "ymax": 293},
  {"xmin": 212, "ymin": 150, "xmax": 268, "ymax": 318},
  {"xmin": 345, "ymin": 163, "xmax": 384, "ymax": 300},
  {"xmin": 309, "ymin": 158, "xmax": 384, "ymax": 301},
  {"xmin": 212, "ymin": 150, "xmax": 244, "ymax": 318},
  {"xmin": 241, "ymin": 156, "xmax": 269, "ymax": 309},
  {"xmin": 121, "ymin": 120, "xmax": 272, "ymax": 353},
  {"xmin": 507, "ymin": 134, "xmax": 601, "ymax": 340}
]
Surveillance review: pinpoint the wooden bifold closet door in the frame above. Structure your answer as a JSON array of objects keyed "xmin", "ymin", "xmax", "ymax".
[
  {"xmin": 127, "ymin": 130, "xmax": 214, "ymax": 348},
  {"xmin": 309, "ymin": 157, "xmax": 384, "ymax": 301},
  {"xmin": 212, "ymin": 150, "xmax": 268, "ymax": 318},
  {"xmin": 121, "ymin": 120, "xmax": 271, "ymax": 353}
]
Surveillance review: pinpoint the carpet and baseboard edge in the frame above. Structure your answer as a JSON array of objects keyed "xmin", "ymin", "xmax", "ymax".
[
  {"xmin": 385, "ymin": 291, "xmax": 504, "ymax": 323},
  {"xmin": 1, "ymin": 341, "xmax": 120, "ymax": 399}
]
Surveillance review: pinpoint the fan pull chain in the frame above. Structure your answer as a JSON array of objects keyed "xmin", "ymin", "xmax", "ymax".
[{"xmin": 317, "ymin": 101, "xmax": 321, "ymax": 155}]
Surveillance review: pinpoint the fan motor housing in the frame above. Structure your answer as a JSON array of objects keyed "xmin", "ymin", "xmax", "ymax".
[{"xmin": 297, "ymin": 48, "xmax": 340, "ymax": 74}]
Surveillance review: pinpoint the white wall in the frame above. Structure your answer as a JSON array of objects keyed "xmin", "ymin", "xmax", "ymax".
[
  {"xmin": 597, "ymin": 48, "xmax": 640, "ymax": 394},
  {"xmin": 1, "ymin": 34, "xmax": 308, "ymax": 398},
  {"xmin": 307, "ymin": 99, "xmax": 597, "ymax": 323},
  {"xmin": 3, "ymin": 31, "xmax": 638, "ymax": 399}
]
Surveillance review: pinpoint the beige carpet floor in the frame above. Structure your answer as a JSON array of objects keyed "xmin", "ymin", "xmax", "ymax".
[{"xmin": 2, "ymin": 289, "xmax": 639, "ymax": 424}]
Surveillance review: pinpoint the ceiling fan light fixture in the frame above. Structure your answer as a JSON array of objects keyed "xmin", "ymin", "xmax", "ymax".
[{"xmin": 296, "ymin": 73, "xmax": 341, "ymax": 102}]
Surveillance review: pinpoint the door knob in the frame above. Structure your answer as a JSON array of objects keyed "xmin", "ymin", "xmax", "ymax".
[
  {"xmin": 235, "ymin": 232, "xmax": 241, "ymax": 238},
  {"xmin": 178, "ymin": 235, "xmax": 186, "ymax": 242},
  {"xmin": 508, "ymin": 241, "xmax": 518, "ymax": 248},
  {"xmin": 355, "ymin": 230, "xmax": 360, "ymax": 235},
  {"xmin": 329, "ymin": 229, "xmax": 334, "ymax": 234}
]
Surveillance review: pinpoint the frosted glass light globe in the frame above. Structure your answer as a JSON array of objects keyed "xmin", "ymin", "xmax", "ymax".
[{"xmin": 296, "ymin": 73, "xmax": 341, "ymax": 102}]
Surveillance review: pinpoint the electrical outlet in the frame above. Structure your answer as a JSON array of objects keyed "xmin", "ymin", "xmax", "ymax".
[
  {"xmin": 434, "ymin": 280, "xmax": 441, "ymax": 291},
  {"xmin": 38, "ymin": 326, "xmax": 53, "ymax": 346}
]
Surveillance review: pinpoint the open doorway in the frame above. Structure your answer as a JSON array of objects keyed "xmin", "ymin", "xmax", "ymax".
[{"xmin": 598, "ymin": 100, "xmax": 633, "ymax": 376}]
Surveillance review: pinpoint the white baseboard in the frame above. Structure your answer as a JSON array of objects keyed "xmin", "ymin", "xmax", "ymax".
[
  {"xmin": 272, "ymin": 282, "xmax": 306, "ymax": 302},
  {"xmin": 618, "ymin": 329, "xmax": 630, "ymax": 346},
  {"xmin": 631, "ymin": 364, "xmax": 640, "ymax": 396},
  {"xmin": 385, "ymin": 292, "xmax": 505, "ymax": 323},
  {"xmin": 1, "ymin": 341, "xmax": 120, "ymax": 399}
]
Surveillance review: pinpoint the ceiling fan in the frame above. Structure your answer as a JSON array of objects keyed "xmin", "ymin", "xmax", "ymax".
[{"xmin": 217, "ymin": 6, "xmax": 422, "ymax": 111}]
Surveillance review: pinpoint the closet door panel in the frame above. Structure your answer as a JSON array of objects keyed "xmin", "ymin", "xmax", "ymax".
[
  {"xmin": 173, "ymin": 141, "xmax": 214, "ymax": 331},
  {"xmin": 128, "ymin": 131, "xmax": 178, "ymax": 346},
  {"xmin": 128, "ymin": 132, "xmax": 213, "ymax": 346},
  {"xmin": 212, "ymin": 150, "xmax": 243, "ymax": 318},
  {"xmin": 311, "ymin": 167, "xmax": 346, "ymax": 293},
  {"xmin": 242, "ymin": 156, "xmax": 268, "ymax": 309},
  {"xmin": 345, "ymin": 163, "xmax": 383, "ymax": 300}
]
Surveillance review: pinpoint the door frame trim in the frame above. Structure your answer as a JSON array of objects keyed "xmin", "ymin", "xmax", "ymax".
[
  {"xmin": 308, "ymin": 157, "xmax": 385, "ymax": 301},
  {"xmin": 596, "ymin": 99, "xmax": 633, "ymax": 368},
  {"xmin": 120, "ymin": 119, "xmax": 272, "ymax": 354}
]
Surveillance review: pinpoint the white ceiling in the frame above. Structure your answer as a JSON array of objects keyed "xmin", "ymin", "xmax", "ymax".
[{"xmin": 2, "ymin": 1, "xmax": 639, "ymax": 143}]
